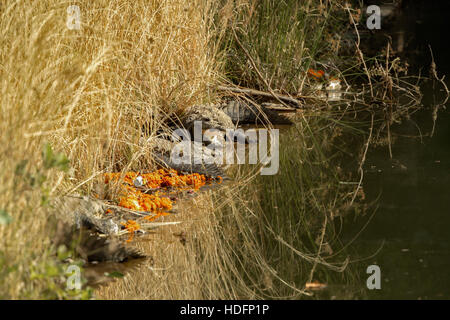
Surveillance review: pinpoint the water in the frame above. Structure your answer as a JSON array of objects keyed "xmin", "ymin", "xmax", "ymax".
[
  {"xmin": 246, "ymin": 1, "xmax": 450, "ymax": 299},
  {"xmin": 327, "ymin": 1, "xmax": 450, "ymax": 299},
  {"xmin": 337, "ymin": 104, "xmax": 450, "ymax": 299}
]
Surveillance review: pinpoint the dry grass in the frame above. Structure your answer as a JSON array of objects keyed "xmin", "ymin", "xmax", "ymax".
[
  {"xmin": 0, "ymin": 0, "xmax": 374, "ymax": 300},
  {"xmin": 0, "ymin": 0, "xmax": 225, "ymax": 299},
  {"xmin": 97, "ymin": 178, "xmax": 299, "ymax": 300},
  {"xmin": 97, "ymin": 193, "xmax": 232, "ymax": 299}
]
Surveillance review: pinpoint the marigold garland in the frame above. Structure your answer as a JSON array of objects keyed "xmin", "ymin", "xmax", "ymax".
[
  {"xmin": 121, "ymin": 220, "xmax": 141, "ymax": 242},
  {"xmin": 102, "ymin": 169, "xmax": 217, "ymax": 241}
]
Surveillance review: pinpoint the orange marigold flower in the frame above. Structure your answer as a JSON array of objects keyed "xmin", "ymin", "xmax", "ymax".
[
  {"xmin": 103, "ymin": 169, "xmax": 212, "ymax": 213},
  {"xmin": 121, "ymin": 220, "xmax": 140, "ymax": 242},
  {"xmin": 307, "ymin": 68, "xmax": 325, "ymax": 79}
]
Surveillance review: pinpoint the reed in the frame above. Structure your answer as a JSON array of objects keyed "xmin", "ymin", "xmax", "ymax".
[{"xmin": 0, "ymin": 0, "xmax": 220, "ymax": 299}]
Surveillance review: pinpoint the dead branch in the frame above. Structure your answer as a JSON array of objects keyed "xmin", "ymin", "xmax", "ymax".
[{"xmin": 217, "ymin": 85, "xmax": 304, "ymax": 108}]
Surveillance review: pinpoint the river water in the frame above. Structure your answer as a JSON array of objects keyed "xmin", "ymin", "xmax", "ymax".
[
  {"xmin": 247, "ymin": 1, "xmax": 450, "ymax": 300},
  {"xmin": 322, "ymin": 1, "xmax": 450, "ymax": 299}
]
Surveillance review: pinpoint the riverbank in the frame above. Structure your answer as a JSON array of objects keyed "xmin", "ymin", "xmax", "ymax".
[
  {"xmin": 1, "ymin": 0, "xmax": 431, "ymax": 300},
  {"xmin": 0, "ymin": 0, "xmax": 222, "ymax": 299}
]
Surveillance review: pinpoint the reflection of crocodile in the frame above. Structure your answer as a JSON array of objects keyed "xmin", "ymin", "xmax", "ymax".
[{"xmin": 55, "ymin": 218, "xmax": 145, "ymax": 263}]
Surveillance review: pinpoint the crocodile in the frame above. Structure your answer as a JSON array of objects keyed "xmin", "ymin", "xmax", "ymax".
[
  {"xmin": 182, "ymin": 103, "xmax": 235, "ymax": 134},
  {"xmin": 219, "ymin": 99, "xmax": 293, "ymax": 126},
  {"xmin": 53, "ymin": 196, "xmax": 147, "ymax": 263},
  {"xmin": 53, "ymin": 201, "xmax": 148, "ymax": 287},
  {"xmin": 181, "ymin": 103, "xmax": 255, "ymax": 144},
  {"xmin": 183, "ymin": 100, "xmax": 292, "ymax": 128},
  {"xmin": 142, "ymin": 136, "xmax": 228, "ymax": 179},
  {"xmin": 141, "ymin": 99, "xmax": 293, "ymax": 177}
]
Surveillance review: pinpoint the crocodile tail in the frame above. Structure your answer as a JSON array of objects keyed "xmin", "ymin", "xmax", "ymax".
[{"xmin": 222, "ymin": 99, "xmax": 293, "ymax": 125}]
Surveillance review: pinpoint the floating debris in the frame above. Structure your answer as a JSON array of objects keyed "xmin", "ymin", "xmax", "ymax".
[
  {"xmin": 308, "ymin": 68, "xmax": 326, "ymax": 80},
  {"xmin": 326, "ymin": 79, "xmax": 342, "ymax": 91},
  {"xmin": 305, "ymin": 281, "xmax": 328, "ymax": 291}
]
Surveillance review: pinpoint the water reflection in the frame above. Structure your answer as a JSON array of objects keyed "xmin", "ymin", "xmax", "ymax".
[{"xmin": 332, "ymin": 0, "xmax": 450, "ymax": 299}]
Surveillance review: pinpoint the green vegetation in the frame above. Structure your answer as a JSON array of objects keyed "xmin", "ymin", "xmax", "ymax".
[{"xmin": 220, "ymin": 0, "xmax": 330, "ymax": 93}]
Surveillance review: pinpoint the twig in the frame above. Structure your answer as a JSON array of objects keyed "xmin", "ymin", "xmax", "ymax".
[
  {"xmin": 260, "ymin": 102, "xmax": 298, "ymax": 112},
  {"xmin": 116, "ymin": 221, "xmax": 181, "ymax": 236},
  {"xmin": 217, "ymin": 85, "xmax": 304, "ymax": 107},
  {"xmin": 306, "ymin": 215, "xmax": 328, "ymax": 285},
  {"xmin": 350, "ymin": 112, "xmax": 374, "ymax": 206},
  {"xmin": 345, "ymin": 4, "xmax": 374, "ymax": 98},
  {"xmin": 428, "ymin": 45, "xmax": 449, "ymax": 137},
  {"xmin": 274, "ymin": 233, "xmax": 348, "ymax": 272}
]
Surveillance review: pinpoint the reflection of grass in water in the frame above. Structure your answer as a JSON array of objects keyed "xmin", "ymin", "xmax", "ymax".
[
  {"xmin": 255, "ymin": 116, "xmax": 365, "ymax": 298},
  {"xmin": 207, "ymin": 0, "xmax": 424, "ymax": 297},
  {"xmin": 209, "ymin": 114, "xmax": 371, "ymax": 299}
]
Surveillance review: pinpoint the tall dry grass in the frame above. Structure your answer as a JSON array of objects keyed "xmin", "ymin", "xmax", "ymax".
[
  {"xmin": 0, "ymin": 0, "xmax": 222, "ymax": 299},
  {"xmin": 0, "ymin": 0, "xmax": 370, "ymax": 300}
]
